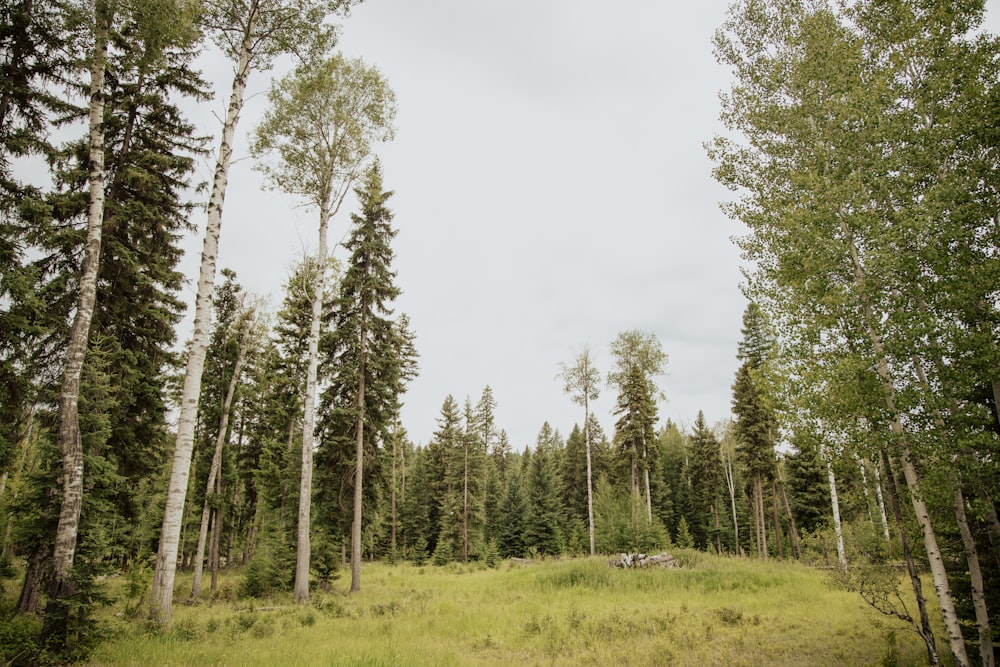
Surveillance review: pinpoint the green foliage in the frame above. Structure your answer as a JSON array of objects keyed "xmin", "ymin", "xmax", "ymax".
[
  {"xmin": 674, "ymin": 516, "xmax": 694, "ymax": 550},
  {"xmin": 593, "ymin": 477, "xmax": 670, "ymax": 554},
  {"xmin": 431, "ymin": 537, "xmax": 455, "ymax": 566}
]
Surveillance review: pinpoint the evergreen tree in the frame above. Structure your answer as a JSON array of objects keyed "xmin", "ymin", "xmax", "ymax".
[
  {"xmin": 688, "ymin": 412, "xmax": 722, "ymax": 552},
  {"xmin": 524, "ymin": 424, "xmax": 563, "ymax": 557},
  {"xmin": 496, "ymin": 451, "xmax": 528, "ymax": 558},
  {"xmin": 608, "ymin": 330, "xmax": 666, "ymax": 523}
]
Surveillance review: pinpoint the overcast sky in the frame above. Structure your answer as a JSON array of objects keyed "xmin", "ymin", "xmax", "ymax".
[{"xmin": 182, "ymin": 0, "xmax": 1000, "ymax": 450}]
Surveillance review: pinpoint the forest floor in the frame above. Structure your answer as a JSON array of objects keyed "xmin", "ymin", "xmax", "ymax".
[{"xmin": 75, "ymin": 551, "xmax": 938, "ymax": 666}]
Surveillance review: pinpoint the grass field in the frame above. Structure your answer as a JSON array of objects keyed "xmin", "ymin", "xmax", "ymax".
[{"xmin": 78, "ymin": 551, "xmax": 940, "ymax": 666}]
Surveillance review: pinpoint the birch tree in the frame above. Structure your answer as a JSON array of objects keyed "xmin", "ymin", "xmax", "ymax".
[
  {"xmin": 151, "ymin": 0, "xmax": 359, "ymax": 623},
  {"xmin": 558, "ymin": 345, "xmax": 601, "ymax": 555},
  {"xmin": 251, "ymin": 55, "xmax": 395, "ymax": 601}
]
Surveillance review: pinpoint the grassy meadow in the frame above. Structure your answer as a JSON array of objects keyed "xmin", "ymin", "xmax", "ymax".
[{"xmin": 78, "ymin": 551, "xmax": 939, "ymax": 666}]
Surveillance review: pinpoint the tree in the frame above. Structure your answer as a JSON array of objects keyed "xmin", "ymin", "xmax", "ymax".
[
  {"xmin": 558, "ymin": 345, "xmax": 601, "ymax": 555},
  {"xmin": 731, "ymin": 303, "xmax": 778, "ymax": 560},
  {"xmin": 328, "ymin": 162, "xmax": 405, "ymax": 592},
  {"xmin": 689, "ymin": 411, "xmax": 722, "ymax": 552},
  {"xmin": 250, "ymin": 52, "xmax": 395, "ymax": 601},
  {"xmin": 524, "ymin": 424, "xmax": 563, "ymax": 557},
  {"xmin": 608, "ymin": 330, "xmax": 666, "ymax": 522}
]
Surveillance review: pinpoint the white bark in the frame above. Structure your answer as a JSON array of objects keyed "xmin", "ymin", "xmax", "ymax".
[
  {"xmin": 151, "ymin": 27, "xmax": 254, "ymax": 624},
  {"xmin": 50, "ymin": 5, "xmax": 108, "ymax": 605},
  {"xmin": 872, "ymin": 458, "xmax": 891, "ymax": 544},
  {"xmin": 821, "ymin": 441, "xmax": 847, "ymax": 569},
  {"xmin": 293, "ymin": 204, "xmax": 330, "ymax": 603},
  {"xmin": 723, "ymin": 450, "xmax": 740, "ymax": 555}
]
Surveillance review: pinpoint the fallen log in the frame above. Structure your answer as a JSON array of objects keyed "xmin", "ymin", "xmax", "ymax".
[{"xmin": 608, "ymin": 552, "xmax": 678, "ymax": 569}]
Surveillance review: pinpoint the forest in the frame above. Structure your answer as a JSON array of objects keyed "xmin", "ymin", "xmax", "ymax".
[{"xmin": 1, "ymin": 0, "xmax": 999, "ymax": 665}]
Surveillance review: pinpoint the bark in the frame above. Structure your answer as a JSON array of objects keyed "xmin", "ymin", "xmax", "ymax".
[
  {"xmin": 462, "ymin": 431, "xmax": 469, "ymax": 563},
  {"xmin": 872, "ymin": 458, "xmax": 892, "ymax": 544},
  {"xmin": 584, "ymin": 398, "xmax": 595, "ymax": 556},
  {"xmin": 953, "ymin": 485, "xmax": 994, "ymax": 667},
  {"xmin": 191, "ymin": 317, "xmax": 250, "ymax": 598},
  {"xmin": 772, "ymin": 476, "xmax": 784, "ymax": 559},
  {"xmin": 350, "ymin": 298, "xmax": 368, "ymax": 593},
  {"xmin": 822, "ymin": 441, "xmax": 847, "ymax": 569},
  {"xmin": 46, "ymin": 4, "xmax": 109, "ymax": 641},
  {"xmin": 294, "ymin": 206, "xmax": 331, "ymax": 603},
  {"xmin": 390, "ymin": 417, "xmax": 397, "ymax": 561},
  {"xmin": 151, "ymin": 24, "xmax": 254, "ymax": 624},
  {"xmin": 723, "ymin": 451, "xmax": 740, "ymax": 555},
  {"xmin": 209, "ymin": 471, "xmax": 223, "ymax": 593},
  {"xmin": 882, "ymin": 448, "xmax": 939, "ymax": 666},
  {"xmin": 17, "ymin": 545, "xmax": 45, "ymax": 613},
  {"xmin": 777, "ymin": 470, "xmax": 802, "ymax": 559}
]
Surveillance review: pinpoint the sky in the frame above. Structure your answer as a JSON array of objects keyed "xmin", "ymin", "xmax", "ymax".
[{"xmin": 180, "ymin": 0, "xmax": 1000, "ymax": 450}]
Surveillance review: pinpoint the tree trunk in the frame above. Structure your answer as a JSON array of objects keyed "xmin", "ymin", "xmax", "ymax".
[
  {"xmin": 391, "ymin": 416, "xmax": 397, "ymax": 561},
  {"xmin": 777, "ymin": 469, "xmax": 802, "ymax": 560},
  {"xmin": 462, "ymin": 432, "xmax": 469, "ymax": 563},
  {"xmin": 151, "ymin": 25, "xmax": 254, "ymax": 624},
  {"xmin": 771, "ymin": 477, "xmax": 784, "ymax": 559},
  {"xmin": 191, "ymin": 317, "xmax": 250, "ymax": 598},
  {"xmin": 872, "ymin": 458, "xmax": 891, "ymax": 545},
  {"xmin": 755, "ymin": 473, "xmax": 767, "ymax": 559},
  {"xmin": 209, "ymin": 470, "xmax": 223, "ymax": 593},
  {"xmin": 822, "ymin": 441, "xmax": 847, "ymax": 569},
  {"xmin": 882, "ymin": 448, "xmax": 939, "ymax": 666},
  {"xmin": 724, "ymin": 452, "xmax": 740, "ymax": 555},
  {"xmin": 45, "ymin": 4, "xmax": 109, "ymax": 644},
  {"xmin": 350, "ymin": 309, "xmax": 367, "ymax": 592},
  {"xmin": 584, "ymin": 399, "xmax": 595, "ymax": 556},
  {"xmin": 294, "ymin": 204, "xmax": 332, "ymax": 604},
  {"xmin": 954, "ymin": 485, "xmax": 994, "ymax": 667},
  {"xmin": 17, "ymin": 545, "xmax": 46, "ymax": 613}
]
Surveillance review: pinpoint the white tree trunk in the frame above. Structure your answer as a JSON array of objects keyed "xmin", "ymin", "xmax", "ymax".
[
  {"xmin": 584, "ymin": 400, "xmax": 595, "ymax": 556},
  {"xmin": 294, "ymin": 202, "xmax": 331, "ymax": 603},
  {"xmin": 872, "ymin": 458, "xmax": 891, "ymax": 544},
  {"xmin": 191, "ymin": 317, "xmax": 250, "ymax": 598},
  {"xmin": 953, "ymin": 486, "xmax": 994, "ymax": 667},
  {"xmin": 50, "ymin": 4, "xmax": 108, "ymax": 609},
  {"xmin": 822, "ymin": 443, "xmax": 847, "ymax": 569},
  {"xmin": 151, "ymin": 29, "xmax": 253, "ymax": 624},
  {"xmin": 723, "ymin": 450, "xmax": 740, "ymax": 555}
]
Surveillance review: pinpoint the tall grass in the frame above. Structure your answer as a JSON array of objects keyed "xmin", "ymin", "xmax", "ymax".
[{"xmin": 82, "ymin": 552, "xmax": 941, "ymax": 666}]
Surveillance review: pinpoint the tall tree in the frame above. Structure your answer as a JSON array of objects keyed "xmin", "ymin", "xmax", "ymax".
[
  {"xmin": 731, "ymin": 303, "xmax": 778, "ymax": 559},
  {"xmin": 250, "ymin": 52, "xmax": 395, "ymax": 602},
  {"xmin": 608, "ymin": 330, "xmax": 666, "ymax": 522},
  {"xmin": 558, "ymin": 345, "xmax": 601, "ymax": 555},
  {"xmin": 689, "ymin": 411, "xmax": 722, "ymax": 552},
  {"xmin": 152, "ymin": 0, "xmax": 359, "ymax": 622},
  {"xmin": 330, "ymin": 162, "xmax": 405, "ymax": 591},
  {"xmin": 45, "ymin": 1, "xmax": 113, "ymax": 641}
]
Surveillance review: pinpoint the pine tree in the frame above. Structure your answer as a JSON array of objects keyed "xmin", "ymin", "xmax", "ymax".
[
  {"xmin": 524, "ymin": 424, "xmax": 563, "ymax": 557},
  {"xmin": 689, "ymin": 412, "xmax": 722, "ymax": 553},
  {"xmin": 608, "ymin": 330, "xmax": 666, "ymax": 523}
]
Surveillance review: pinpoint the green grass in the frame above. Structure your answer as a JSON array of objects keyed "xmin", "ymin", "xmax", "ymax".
[{"xmin": 81, "ymin": 552, "xmax": 940, "ymax": 666}]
